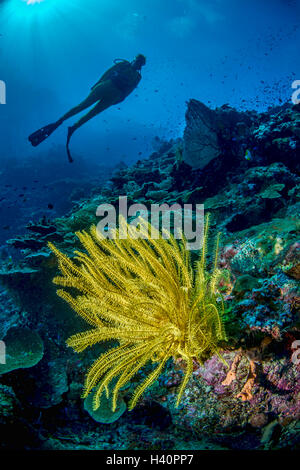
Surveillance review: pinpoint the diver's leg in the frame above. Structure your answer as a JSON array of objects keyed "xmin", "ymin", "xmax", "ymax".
[
  {"xmin": 59, "ymin": 80, "xmax": 121, "ymax": 123},
  {"xmin": 58, "ymin": 87, "xmax": 102, "ymax": 123},
  {"xmin": 66, "ymin": 99, "xmax": 113, "ymax": 163},
  {"xmin": 71, "ymin": 99, "xmax": 113, "ymax": 132},
  {"xmin": 28, "ymin": 87, "xmax": 102, "ymax": 146},
  {"xmin": 66, "ymin": 81, "xmax": 124, "ymax": 163},
  {"xmin": 68, "ymin": 81, "xmax": 124, "ymax": 135},
  {"xmin": 29, "ymin": 81, "xmax": 121, "ymax": 147}
]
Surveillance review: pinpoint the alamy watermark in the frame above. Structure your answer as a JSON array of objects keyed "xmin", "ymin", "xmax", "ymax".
[
  {"xmin": 96, "ymin": 196, "xmax": 204, "ymax": 250},
  {"xmin": 291, "ymin": 340, "xmax": 300, "ymax": 365},
  {"xmin": 291, "ymin": 80, "xmax": 300, "ymax": 105},
  {"xmin": 0, "ymin": 80, "xmax": 6, "ymax": 105},
  {"xmin": 0, "ymin": 341, "xmax": 6, "ymax": 364}
]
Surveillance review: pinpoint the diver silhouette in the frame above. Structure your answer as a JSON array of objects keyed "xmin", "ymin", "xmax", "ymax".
[{"xmin": 28, "ymin": 54, "xmax": 146, "ymax": 163}]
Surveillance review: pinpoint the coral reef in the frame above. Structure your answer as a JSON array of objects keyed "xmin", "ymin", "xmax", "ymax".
[
  {"xmin": 0, "ymin": 327, "xmax": 44, "ymax": 375},
  {"xmin": 84, "ymin": 391, "xmax": 127, "ymax": 424},
  {"xmin": 0, "ymin": 100, "xmax": 299, "ymax": 450}
]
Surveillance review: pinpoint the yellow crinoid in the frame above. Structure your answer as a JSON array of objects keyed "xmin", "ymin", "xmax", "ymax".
[{"xmin": 49, "ymin": 214, "xmax": 227, "ymax": 412}]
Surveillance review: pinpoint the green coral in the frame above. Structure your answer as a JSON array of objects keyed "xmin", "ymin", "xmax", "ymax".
[
  {"xmin": 0, "ymin": 327, "xmax": 44, "ymax": 376},
  {"xmin": 259, "ymin": 183, "xmax": 285, "ymax": 199},
  {"xmin": 84, "ymin": 389, "xmax": 127, "ymax": 424}
]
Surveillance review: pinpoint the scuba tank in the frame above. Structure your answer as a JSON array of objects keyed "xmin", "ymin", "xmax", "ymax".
[{"xmin": 99, "ymin": 59, "xmax": 141, "ymax": 95}]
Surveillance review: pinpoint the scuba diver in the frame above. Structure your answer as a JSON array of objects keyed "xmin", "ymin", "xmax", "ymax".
[{"xmin": 28, "ymin": 54, "xmax": 146, "ymax": 163}]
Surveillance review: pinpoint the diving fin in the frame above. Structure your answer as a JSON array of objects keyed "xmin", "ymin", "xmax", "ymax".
[
  {"xmin": 28, "ymin": 121, "xmax": 61, "ymax": 147},
  {"xmin": 66, "ymin": 126, "xmax": 74, "ymax": 163}
]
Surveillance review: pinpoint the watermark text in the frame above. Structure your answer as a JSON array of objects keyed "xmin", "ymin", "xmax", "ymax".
[
  {"xmin": 0, "ymin": 341, "xmax": 6, "ymax": 364},
  {"xmin": 0, "ymin": 80, "xmax": 6, "ymax": 105},
  {"xmin": 96, "ymin": 197, "xmax": 204, "ymax": 250},
  {"xmin": 291, "ymin": 80, "xmax": 300, "ymax": 105},
  {"xmin": 291, "ymin": 340, "xmax": 300, "ymax": 365}
]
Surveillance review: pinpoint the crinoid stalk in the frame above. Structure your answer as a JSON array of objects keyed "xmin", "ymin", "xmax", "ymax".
[{"xmin": 49, "ymin": 214, "xmax": 227, "ymax": 411}]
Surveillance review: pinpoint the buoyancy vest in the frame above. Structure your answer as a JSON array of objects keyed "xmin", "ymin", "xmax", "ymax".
[{"xmin": 99, "ymin": 60, "xmax": 142, "ymax": 96}]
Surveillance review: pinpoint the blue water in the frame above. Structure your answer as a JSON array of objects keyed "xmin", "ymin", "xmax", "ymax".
[
  {"xmin": 0, "ymin": 0, "xmax": 299, "ymax": 164},
  {"xmin": 0, "ymin": 0, "xmax": 299, "ymax": 241}
]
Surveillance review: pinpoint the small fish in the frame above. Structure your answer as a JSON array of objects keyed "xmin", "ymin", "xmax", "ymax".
[
  {"xmin": 2, "ymin": 225, "xmax": 10, "ymax": 230},
  {"xmin": 48, "ymin": 203, "xmax": 54, "ymax": 210},
  {"xmin": 245, "ymin": 149, "xmax": 252, "ymax": 161}
]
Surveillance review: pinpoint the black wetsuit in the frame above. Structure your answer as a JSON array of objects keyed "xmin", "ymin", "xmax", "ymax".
[{"xmin": 95, "ymin": 60, "xmax": 142, "ymax": 101}]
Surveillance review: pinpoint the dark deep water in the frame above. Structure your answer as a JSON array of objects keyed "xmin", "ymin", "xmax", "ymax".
[{"xmin": 0, "ymin": 0, "xmax": 299, "ymax": 454}]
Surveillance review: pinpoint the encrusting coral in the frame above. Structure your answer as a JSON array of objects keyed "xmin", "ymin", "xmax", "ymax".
[
  {"xmin": 222, "ymin": 348, "xmax": 257, "ymax": 401},
  {"xmin": 49, "ymin": 214, "xmax": 227, "ymax": 411}
]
